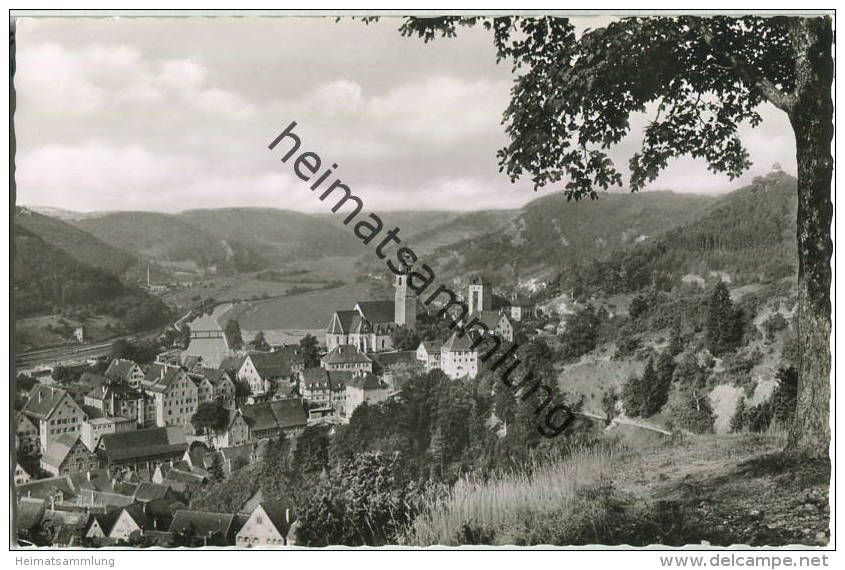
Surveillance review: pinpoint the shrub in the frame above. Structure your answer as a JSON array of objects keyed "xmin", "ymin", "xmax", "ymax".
[{"xmin": 669, "ymin": 388, "xmax": 715, "ymax": 434}]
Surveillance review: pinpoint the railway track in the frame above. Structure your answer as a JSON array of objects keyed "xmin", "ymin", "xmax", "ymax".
[{"xmin": 13, "ymin": 333, "xmax": 143, "ymax": 370}]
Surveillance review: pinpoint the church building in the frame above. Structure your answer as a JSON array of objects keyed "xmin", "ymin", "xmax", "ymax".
[{"xmin": 325, "ymin": 273, "xmax": 417, "ymax": 353}]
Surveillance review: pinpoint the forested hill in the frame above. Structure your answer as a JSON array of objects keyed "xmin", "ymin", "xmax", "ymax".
[
  {"xmin": 73, "ymin": 211, "xmax": 266, "ymax": 275},
  {"xmin": 13, "ymin": 225, "xmax": 170, "ymax": 329},
  {"xmin": 564, "ymin": 170, "xmax": 798, "ymax": 295},
  {"xmin": 430, "ymin": 190, "xmax": 716, "ymax": 283},
  {"xmin": 14, "ymin": 207, "xmax": 138, "ymax": 276},
  {"xmin": 180, "ymin": 208, "xmax": 363, "ymax": 262}
]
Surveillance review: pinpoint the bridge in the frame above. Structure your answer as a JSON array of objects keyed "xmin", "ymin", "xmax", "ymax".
[{"xmin": 190, "ymin": 330, "xmax": 226, "ymax": 340}]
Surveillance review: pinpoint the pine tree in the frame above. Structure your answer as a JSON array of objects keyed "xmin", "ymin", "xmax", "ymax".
[
  {"xmin": 208, "ymin": 453, "xmax": 224, "ymax": 482},
  {"xmin": 621, "ymin": 372, "xmax": 645, "ymax": 417},
  {"xmin": 705, "ymin": 281, "xmax": 744, "ymax": 356},
  {"xmin": 730, "ymin": 396, "xmax": 747, "ymax": 433}
]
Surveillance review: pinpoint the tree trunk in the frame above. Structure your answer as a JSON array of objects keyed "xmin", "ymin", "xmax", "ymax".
[{"xmin": 785, "ymin": 17, "xmax": 833, "ymax": 457}]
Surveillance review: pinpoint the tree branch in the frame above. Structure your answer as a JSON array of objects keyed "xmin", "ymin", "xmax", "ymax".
[{"xmin": 695, "ymin": 18, "xmax": 796, "ymax": 113}]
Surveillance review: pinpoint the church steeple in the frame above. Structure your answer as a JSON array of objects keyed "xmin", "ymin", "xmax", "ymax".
[{"xmin": 394, "ymin": 273, "xmax": 416, "ymax": 329}]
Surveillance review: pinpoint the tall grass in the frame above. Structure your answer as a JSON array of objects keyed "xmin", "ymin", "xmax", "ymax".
[{"xmin": 404, "ymin": 442, "xmax": 622, "ymax": 546}]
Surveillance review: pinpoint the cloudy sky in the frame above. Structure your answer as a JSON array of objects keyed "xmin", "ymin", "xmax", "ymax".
[{"xmin": 14, "ymin": 16, "xmax": 796, "ymax": 214}]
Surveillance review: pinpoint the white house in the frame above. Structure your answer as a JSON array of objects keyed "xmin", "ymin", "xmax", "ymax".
[
  {"xmin": 440, "ymin": 332, "xmax": 479, "ymax": 380},
  {"xmin": 236, "ymin": 499, "xmax": 291, "ymax": 547}
]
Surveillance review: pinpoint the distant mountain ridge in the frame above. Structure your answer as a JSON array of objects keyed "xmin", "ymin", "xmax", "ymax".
[
  {"xmin": 15, "ymin": 207, "xmax": 138, "ymax": 277},
  {"xmin": 71, "ymin": 211, "xmax": 266, "ymax": 275},
  {"xmin": 429, "ymin": 190, "xmax": 718, "ymax": 283},
  {"xmin": 12, "ymin": 224, "xmax": 170, "ymax": 330},
  {"xmin": 180, "ymin": 208, "xmax": 362, "ymax": 262},
  {"xmin": 564, "ymin": 170, "xmax": 799, "ymax": 294}
]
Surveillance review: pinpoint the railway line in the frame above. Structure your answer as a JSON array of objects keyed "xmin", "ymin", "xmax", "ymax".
[{"xmin": 14, "ymin": 339, "xmax": 127, "ymax": 369}]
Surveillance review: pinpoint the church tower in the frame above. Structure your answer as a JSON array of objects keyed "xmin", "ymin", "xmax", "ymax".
[
  {"xmin": 394, "ymin": 273, "xmax": 416, "ymax": 329},
  {"xmin": 468, "ymin": 275, "xmax": 492, "ymax": 314}
]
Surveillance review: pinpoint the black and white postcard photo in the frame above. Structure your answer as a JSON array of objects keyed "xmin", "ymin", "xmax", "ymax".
[{"xmin": 6, "ymin": 7, "xmax": 837, "ymax": 565}]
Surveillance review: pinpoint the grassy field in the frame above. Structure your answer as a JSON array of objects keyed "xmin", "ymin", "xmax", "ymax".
[
  {"xmin": 221, "ymin": 280, "xmax": 376, "ymax": 331},
  {"xmin": 15, "ymin": 314, "xmax": 121, "ymax": 352},
  {"xmin": 159, "ymin": 255, "xmax": 364, "ymax": 312},
  {"xmin": 403, "ymin": 431, "xmax": 830, "ymax": 546}
]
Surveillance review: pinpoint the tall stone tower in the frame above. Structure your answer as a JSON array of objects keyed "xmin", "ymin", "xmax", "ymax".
[
  {"xmin": 394, "ymin": 273, "xmax": 417, "ymax": 329},
  {"xmin": 468, "ymin": 275, "xmax": 492, "ymax": 314}
]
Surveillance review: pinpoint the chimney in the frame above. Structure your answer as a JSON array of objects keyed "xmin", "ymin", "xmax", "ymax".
[{"xmin": 285, "ymin": 508, "xmax": 290, "ymax": 524}]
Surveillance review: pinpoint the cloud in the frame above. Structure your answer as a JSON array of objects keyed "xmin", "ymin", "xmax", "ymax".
[
  {"xmin": 15, "ymin": 42, "xmax": 254, "ymax": 123},
  {"xmin": 13, "ymin": 17, "xmax": 798, "ymax": 216}
]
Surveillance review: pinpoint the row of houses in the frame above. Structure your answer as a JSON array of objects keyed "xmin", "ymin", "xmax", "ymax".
[{"xmin": 16, "ymin": 474, "xmax": 296, "ymax": 548}]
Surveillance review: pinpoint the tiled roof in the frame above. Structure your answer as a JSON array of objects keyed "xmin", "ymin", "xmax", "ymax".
[
  {"xmin": 248, "ymin": 351, "xmax": 298, "ymax": 379},
  {"xmin": 220, "ymin": 444, "xmax": 253, "ymax": 463},
  {"xmin": 99, "ymin": 427, "xmax": 188, "ymax": 463},
  {"xmin": 163, "ymin": 469, "xmax": 205, "ymax": 488},
  {"xmin": 194, "ymin": 367, "xmax": 231, "ymax": 386},
  {"xmin": 88, "ymin": 382, "xmax": 142, "ymax": 401},
  {"xmin": 78, "ymin": 372, "xmax": 106, "ymax": 391},
  {"xmin": 467, "ymin": 310, "xmax": 506, "ymax": 328},
  {"xmin": 347, "ymin": 372, "xmax": 387, "ymax": 391},
  {"xmin": 142, "ymin": 363, "xmax": 168, "ymax": 383},
  {"xmin": 42, "ymin": 433, "xmax": 86, "ymax": 468},
  {"xmin": 256, "ymin": 501, "xmax": 290, "ymax": 536},
  {"xmin": 17, "ymin": 497, "xmax": 46, "ymax": 531},
  {"xmin": 23, "ymin": 385, "xmax": 73, "ymax": 420},
  {"xmin": 301, "ymin": 368, "xmax": 349, "ymax": 391},
  {"xmin": 420, "ymin": 340, "xmax": 443, "ymax": 354},
  {"xmin": 69, "ymin": 469, "xmax": 114, "ymax": 494},
  {"xmin": 327, "ymin": 310, "xmax": 359, "ymax": 334},
  {"xmin": 301, "ymin": 368, "xmax": 329, "ymax": 390},
  {"xmin": 237, "ymin": 490, "xmax": 291, "ymax": 533},
  {"xmin": 241, "ymin": 399, "xmax": 307, "ymax": 432},
  {"xmin": 170, "ymin": 510, "xmax": 236, "ymax": 537},
  {"xmin": 370, "ymin": 350, "xmax": 418, "ymax": 368},
  {"xmin": 348, "ymin": 316, "xmax": 373, "ymax": 334},
  {"xmin": 133, "ymin": 482, "xmax": 171, "ymax": 503},
  {"xmin": 16, "ymin": 476, "xmax": 76, "ymax": 501},
  {"xmin": 89, "ymin": 503, "xmax": 154, "ymax": 536},
  {"xmin": 182, "ymin": 355, "xmax": 202, "ymax": 370},
  {"xmin": 322, "ymin": 344, "xmax": 372, "ymax": 365},
  {"xmin": 219, "ymin": 355, "xmax": 246, "ymax": 375},
  {"xmin": 113, "ymin": 481, "xmax": 140, "ymax": 497},
  {"xmin": 355, "ymin": 300, "xmax": 395, "ymax": 324},
  {"xmin": 442, "ymin": 331, "xmax": 475, "ymax": 352},
  {"xmin": 105, "ymin": 359, "xmax": 141, "ymax": 381}
]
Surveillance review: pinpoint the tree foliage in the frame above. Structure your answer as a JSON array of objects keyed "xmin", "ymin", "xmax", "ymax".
[
  {"xmin": 294, "ymin": 451, "xmax": 419, "ymax": 547},
  {"xmin": 705, "ymin": 281, "xmax": 745, "ymax": 356},
  {"xmin": 252, "ymin": 331, "xmax": 270, "ymax": 352},
  {"xmin": 191, "ymin": 401, "xmax": 230, "ymax": 434},
  {"xmin": 298, "ymin": 334, "xmax": 321, "ymax": 368},
  {"xmin": 391, "ymin": 325, "xmax": 421, "ymax": 351},
  {"xmin": 224, "ymin": 319, "xmax": 243, "ymax": 350},
  {"xmin": 559, "ymin": 305, "xmax": 600, "ymax": 361}
]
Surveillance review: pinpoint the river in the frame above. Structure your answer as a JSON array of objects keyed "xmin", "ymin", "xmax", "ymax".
[{"xmin": 184, "ymin": 303, "xmax": 232, "ymax": 368}]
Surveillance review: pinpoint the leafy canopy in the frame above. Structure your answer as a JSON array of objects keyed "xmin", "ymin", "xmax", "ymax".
[{"xmin": 398, "ymin": 16, "xmax": 797, "ymax": 198}]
